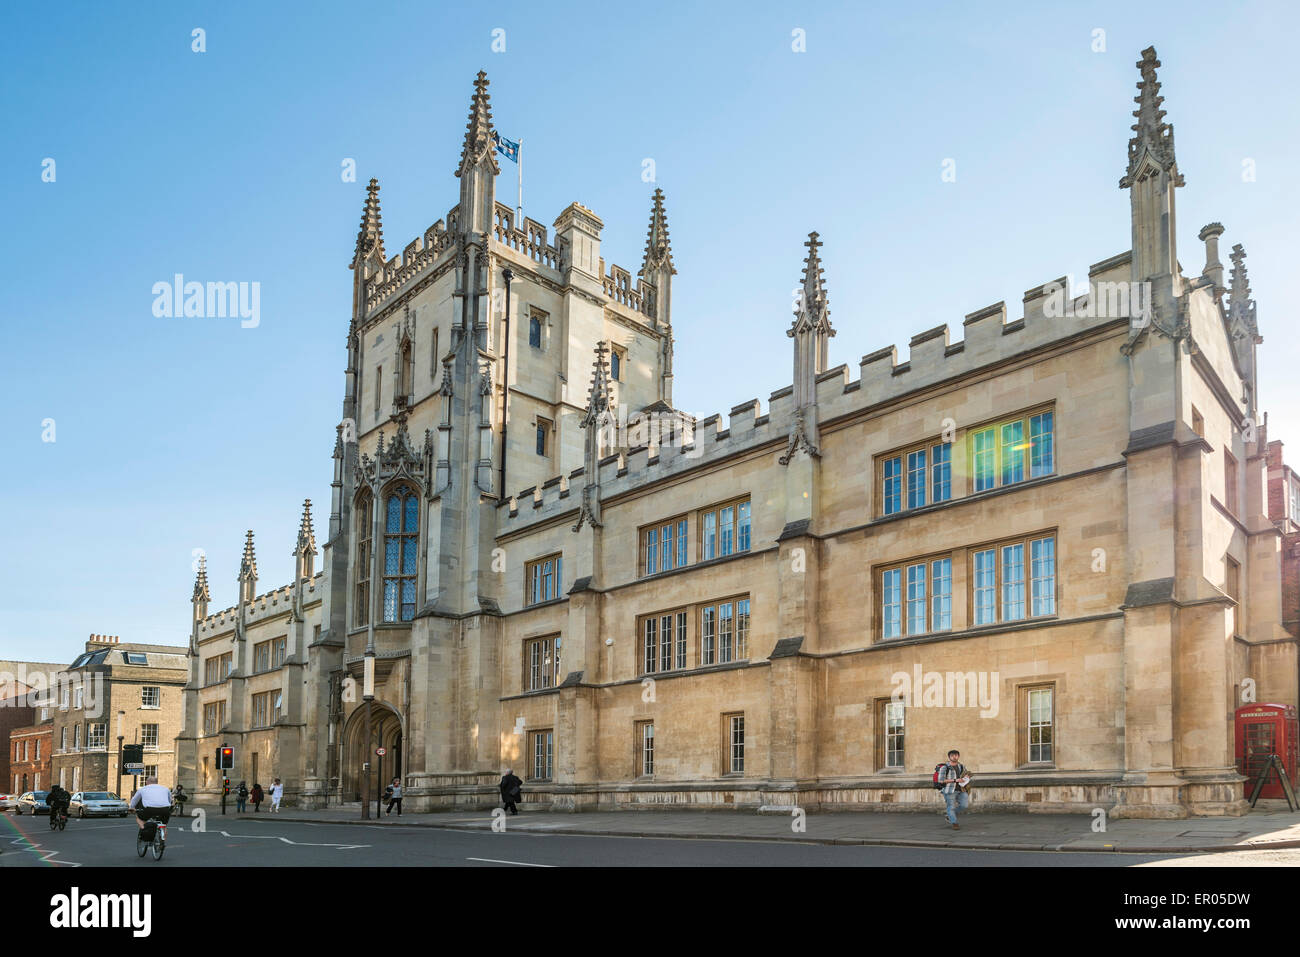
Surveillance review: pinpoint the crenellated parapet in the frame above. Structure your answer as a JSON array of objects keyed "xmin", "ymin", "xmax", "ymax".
[
  {"xmin": 196, "ymin": 573, "xmax": 324, "ymax": 639},
  {"xmin": 495, "ymin": 252, "xmax": 1136, "ymax": 534},
  {"xmin": 492, "ymin": 203, "xmax": 562, "ymax": 270},
  {"xmin": 363, "ymin": 207, "xmax": 460, "ymax": 314}
]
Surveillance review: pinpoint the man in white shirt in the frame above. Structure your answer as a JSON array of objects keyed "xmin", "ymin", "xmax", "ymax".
[
  {"xmin": 270, "ymin": 777, "xmax": 284, "ymax": 812},
  {"xmin": 129, "ymin": 776, "xmax": 173, "ymax": 835}
]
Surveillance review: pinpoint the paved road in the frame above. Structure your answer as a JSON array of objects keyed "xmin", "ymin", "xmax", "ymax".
[{"xmin": 0, "ymin": 811, "xmax": 1208, "ymax": 867}]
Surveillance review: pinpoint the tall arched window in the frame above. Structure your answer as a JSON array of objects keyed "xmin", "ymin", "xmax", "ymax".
[
  {"xmin": 383, "ymin": 485, "xmax": 419, "ymax": 622},
  {"xmin": 354, "ymin": 493, "xmax": 372, "ymax": 627}
]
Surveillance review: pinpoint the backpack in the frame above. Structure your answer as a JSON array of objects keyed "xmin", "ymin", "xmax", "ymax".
[{"xmin": 932, "ymin": 762, "xmax": 964, "ymax": 789}]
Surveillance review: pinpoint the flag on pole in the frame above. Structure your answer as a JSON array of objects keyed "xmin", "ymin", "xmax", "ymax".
[{"xmin": 493, "ymin": 131, "xmax": 520, "ymax": 163}]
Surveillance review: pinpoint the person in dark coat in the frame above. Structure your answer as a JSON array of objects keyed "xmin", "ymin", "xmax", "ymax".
[
  {"xmin": 499, "ymin": 769, "xmax": 522, "ymax": 815},
  {"xmin": 251, "ymin": 782, "xmax": 264, "ymax": 812}
]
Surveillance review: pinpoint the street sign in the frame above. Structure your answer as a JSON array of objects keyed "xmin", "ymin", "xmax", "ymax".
[
  {"xmin": 375, "ymin": 747, "xmax": 386, "ymax": 756},
  {"xmin": 127, "ymin": 768, "xmax": 144, "ymax": 775},
  {"xmin": 125, "ymin": 762, "xmax": 144, "ymax": 770}
]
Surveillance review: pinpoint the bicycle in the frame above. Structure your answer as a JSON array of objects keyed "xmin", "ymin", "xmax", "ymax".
[
  {"xmin": 48, "ymin": 806, "xmax": 68, "ymax": 831},
  {"xmin": 135, "ymin": 817, "xmax": 167, "ymax": 860}
]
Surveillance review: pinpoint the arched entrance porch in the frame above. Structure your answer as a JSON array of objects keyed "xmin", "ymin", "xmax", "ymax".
[{"xmin": 341, "ymin": 701, "xmax": 404, "ymax": 807}]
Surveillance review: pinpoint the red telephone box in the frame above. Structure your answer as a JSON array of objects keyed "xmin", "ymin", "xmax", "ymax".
[{"xmin": 1234, "ymin": 703, "xmax": 1299, "ymax": 799}]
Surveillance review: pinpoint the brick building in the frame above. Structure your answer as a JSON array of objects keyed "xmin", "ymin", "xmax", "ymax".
[{"xmin": 10, "ymin": 720, "xmax": 53, "ymax": 795}]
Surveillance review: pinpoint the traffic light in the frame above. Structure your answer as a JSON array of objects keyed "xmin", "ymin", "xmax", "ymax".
[
  {"xmin": 222, "ymin": 777, "xmax": 230, "ymax": 796},
  {"xmin": 217, "ymin": 746, "xmax": 234, "ymax": 770}
]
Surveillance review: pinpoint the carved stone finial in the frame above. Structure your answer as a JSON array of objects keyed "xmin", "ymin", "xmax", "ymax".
[
  {"xmin": 352, "ymin": 177, "xmax": 385, "ymax": 268},
  {"xmin": 581, "ymin": 342, "xmax": 615, "ymax": 429},
  {"xmin": 790, "ymin": 231, "xmax": 834, "ymax": 338},
  {"xmin": 295, "ymin": 499, "xmax": 317, "ymax": 557},
  {"xmin": 238, "ymin": 530, "xmax": 257, "ymax": 586},
  {"xmin": 1120, "ymin": 46, "xmax": 1184, "ymax": 189},
  {"xmin": 1228, "ymin": 243, "xmax": 1258, "ymax": 338},
  {"xmin": 192, "ymin": 554, "xmax": 210, "ymax": 604},
  {"xmin": 456, "ymin": 71, "xmax": 500, "ymax": 179},
  {"xmin": 640, "ymin": 188, "xmax": 676, "ymax": 277}
]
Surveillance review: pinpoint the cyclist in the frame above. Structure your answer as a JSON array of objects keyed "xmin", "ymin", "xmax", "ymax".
[
  {"xmin": 128, "ymin": 775, "xmax": 173, "ymax": 839},
  {"xmin": 173, "ymin": 783, "xmax": 187, "ymax": 815},
  {"xmin": 47, "ymin": 783, "xmax": 71, "ymax": 824}
]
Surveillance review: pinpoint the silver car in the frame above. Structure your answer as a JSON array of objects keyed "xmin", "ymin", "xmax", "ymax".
[
  {"xmin": 0, "ymin": 793, "xmax": 17, "ymax": 811},
  {"xmin": 69, "ymin": 791, "xmax": 129, "ymax": 818}
]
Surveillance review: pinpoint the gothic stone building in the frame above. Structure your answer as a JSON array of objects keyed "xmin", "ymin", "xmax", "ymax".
[{"xmin": 177, "ymin": 49, "xmax": 1296, "ymax": 817}]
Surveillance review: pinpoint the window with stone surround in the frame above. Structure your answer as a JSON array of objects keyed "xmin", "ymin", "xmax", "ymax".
[
  {"xmin": 1224, "ymin": 450, "xmax": 1239, "ymax": 515},
  {"xmin": 609, "ymin": 345, "xmax": 625, "ymax": 382},
  {"xmin": 272, "ymin": 636, "xmax": 287, "ymax": 667},
  {"xmin": 141, "ymin": 686, "xmax": 160, "ymax": 709},
  {"xmin": 699, "ymin": 597, "xmax": 750, "ymax": 666},
  {"xmin": 525, "ymin": 553, "xmax": 563, "ymax": 606},
  {"xmin": 87, "ymin": 723, "xmax": 106, "ymax": 750},
  {"xmin": 251, "ymin": 691, "xmax": 281, "ymax": 729},
  {"xmin": 971, "ymin": 533, "xmax": 1056, "ymax": 626},
  {"xmin": 523, "ymin": 634, "xmax": 562, "ymax": 691},
  {"xmin": 723, "ymin": 713, "xmax": 745, "ymax": 775},
  {"xmin": 879, "ymin": 555, "xmax": 953, "ymax": 640},
  {"xmin": 204, "ymin": 652, "xmax": 233, "ymax": 686},
  {"xmin": 1225, "ymin": 555, "xmax": 1240, "ymax": 636},
  {"xmin": 876, "ymin": 406, "xmax": 1054, "ymax": 517},
  {"xmin": 1017, "ymin": 683, "xmax": 1055, "ymax": 766},
  {"xmin": 635, "ymin": 720, "xmax": 654, "ymax": 777},
  {"xmin": 880, "ymin": 440, "xmax": 953, "ymax": 515},
  {"xmin": 877, "ymin": 533, "xmax": 1056, "ymax": 639},
  {"xmin": 382, "ymin": 484, "xmax": 419, "ymax": 623},
  {"xmin": 639, "ymin": 515, "xmax": 689, "ymax": 576},
  {"xmin": 876, "ymin": 698, "xmax": 905, "ymax": 770},
  {"xmin": 528, "ymin": 309, "xmax": 546, "ymax": 350},
  {"xmin": 528, "ymin": 729, "xmax": 554, "ymax": 780},
  {"xmin": 141, "ymin": 723, "xmax": 159, "ymax": 750},
  {"xmin": 535, "ymin": 416, "xmax": 552, "ymax": 457},
  {"xmin": 638, "ymin": 608, "xmax": 689, "ymax": 675},
  {"xmin": 699, "ymin": 497, "xmax": 752, "ymax": 562},
  {"xmin": 202, "ymin": 700, "xmax": 226, "ymax": 736},
  {"xmin": 355, "ymin": 492, "xmax": 372, "ymax": 627}
]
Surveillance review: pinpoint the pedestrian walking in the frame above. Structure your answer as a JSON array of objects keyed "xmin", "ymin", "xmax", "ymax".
[
  {"xmin": 270, "ymin": 777, "xmax": 284, "ymax": 812},
  {"xmin": 251, "ymin": 782, "xmax": 264, "ymax": 812},
  {"xmin": 385, "ymin": 777, "xmax": 403, "ymax": 816},
  {"xmin": 499, "ymin": 768, "xmax": 522, "ymax": 815},
  {"xmin": 933, "ymin": 749, "xmax": 973, "ymax": 829},
  {"xmin": 236, "ymin": 780, "xmax": 249, "ymax": 813}
]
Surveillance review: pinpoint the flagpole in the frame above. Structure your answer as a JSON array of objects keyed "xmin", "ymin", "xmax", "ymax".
[{"xmin": 516, "ymin": 137, "xmax": 524, "ymax": 232}]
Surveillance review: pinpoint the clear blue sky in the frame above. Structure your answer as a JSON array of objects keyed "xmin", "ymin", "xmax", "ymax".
[{"xmin": 3, "ymin": 0, "xmax": 1297, "ymax": 663}]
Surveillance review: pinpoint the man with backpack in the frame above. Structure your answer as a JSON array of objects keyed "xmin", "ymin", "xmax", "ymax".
[{"xmin": 933, "ymin": 749, "xmax": 972, "ymax": 829}]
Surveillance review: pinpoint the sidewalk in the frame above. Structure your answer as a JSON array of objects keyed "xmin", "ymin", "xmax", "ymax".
[{"xmin": 187, "ymin": 800, "xmax": 1300, "ymax": 853}]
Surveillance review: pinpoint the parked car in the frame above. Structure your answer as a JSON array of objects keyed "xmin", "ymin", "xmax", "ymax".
[
  {"xmin": 14, "ymin": 791, "xmax": 50, "ymax": 815},
  {"xmin": 69, "ymin": 791, "xmax": 129, "ymax": 818},
  {"xmin": 0, "ymin": 793, "xmax": 17, "ymax": 811}
]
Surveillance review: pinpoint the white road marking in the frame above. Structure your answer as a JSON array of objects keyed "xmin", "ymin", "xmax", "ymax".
[
  {"xmin": 466, "ymin": 857, "xmax": 554, "ymax": 867},
  {"xmin": 215, "ymin": 830, "xmax": 369, "ymax": 849},
  {"xmin": 8, "ymin": 835, "xmax": 81, "ymax": 867}
]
